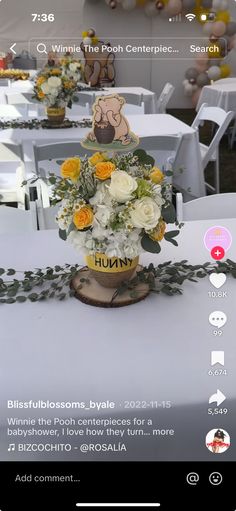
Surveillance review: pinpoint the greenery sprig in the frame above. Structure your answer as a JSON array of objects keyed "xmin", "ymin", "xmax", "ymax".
[
  {"xmin": 0, "ymin": 259, "xmax": 235, "ymax": 304},
  {"xmin": 112, "ymin": 258, "xmax": 236, "ymax": 302},
  {"xmin": 0, "ymin": 118, "xmax": 92, "ymax": 131}
]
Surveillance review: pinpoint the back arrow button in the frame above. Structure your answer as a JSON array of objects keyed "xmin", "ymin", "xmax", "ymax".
[{"xmin": 10, "ymin": 43, "xmax": 17, "ymax": 55}]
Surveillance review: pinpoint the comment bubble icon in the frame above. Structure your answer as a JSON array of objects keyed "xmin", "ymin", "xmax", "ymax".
[{"xmin": 209, "ymin": 311, "xmax": 227, "ymax": 329}]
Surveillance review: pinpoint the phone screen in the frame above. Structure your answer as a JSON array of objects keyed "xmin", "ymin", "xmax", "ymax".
[{"xmin": 0, "ymin": 1, "xmax": 236, "ymax": 510}]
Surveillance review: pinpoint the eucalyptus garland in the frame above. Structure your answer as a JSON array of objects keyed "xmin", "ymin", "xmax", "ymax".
[
  {"xmin": 0, "ymin": 259, "xmax": 235, "ymax": 304},
  {"xmin": 0, "ymin": 118, "xmax": 92, "ymax": 131}
]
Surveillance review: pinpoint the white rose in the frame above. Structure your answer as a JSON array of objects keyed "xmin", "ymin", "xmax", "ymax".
[
  {"xmin": 108, "ymin": 170, "xmax": 137, "ymax": 203},
  {"xmin": 69, "ymin": 63, "xmax": 77, "ymax": 72},
  {"xmin": 41, "ymin": 82, "xmax": 50, "ymax": 94},
  {"xmin": 47, "ymin": 76, "xmax": 62, "ymax": 88},
  {"xmin": 130, "ymin": 197, "xmax": 161, "ymax": 230}
]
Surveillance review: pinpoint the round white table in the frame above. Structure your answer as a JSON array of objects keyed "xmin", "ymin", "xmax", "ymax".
[
  {"xmin": 0, "ymin": 220, "xmax": 235, "ymax": 462},
  {"xmin": 197, "ymin": 81, "xmax": 236, "ymax": 113}
]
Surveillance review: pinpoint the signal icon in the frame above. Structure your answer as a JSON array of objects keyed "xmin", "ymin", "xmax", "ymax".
[
  {"xmin": 185, "ymin": 13, "xmax": 196, "ymax": 21},
  {"xmin": 169, "ymin": 13, "xmax": 182, "ymax": 22}
]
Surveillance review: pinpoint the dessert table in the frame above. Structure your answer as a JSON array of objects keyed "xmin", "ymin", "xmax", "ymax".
[
  {"xmin": 0, "ymin": 219, "xmax": 235, "ymax": 462},
  {"xmin": 0, "ymin": 114, "xmax": 204, "ymax": 198}
]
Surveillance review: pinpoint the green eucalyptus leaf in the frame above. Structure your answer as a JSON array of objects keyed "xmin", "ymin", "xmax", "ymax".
[
  {"xmin": 59, "ymin": 229, "xmax": 67, "ymax": 241},
  {"xmin": 141, "ymin": 234, "xmax": 161, "ymax": 254}
]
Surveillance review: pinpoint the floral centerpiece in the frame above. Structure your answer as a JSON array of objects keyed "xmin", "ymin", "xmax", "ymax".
[
  {"xmin": 59, "ymin": 54, "xmax": 83, "ymax": 82},
  {"xmin": 33, "ymin": 68, "xmax": 77, "ymax": 125},
  {"xmin": 49, "ymin": 150, "xmax": 180, "ymax": 288}
]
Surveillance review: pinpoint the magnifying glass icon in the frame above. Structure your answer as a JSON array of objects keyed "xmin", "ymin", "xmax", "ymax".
[{"xmin": 37, "ymin": 43, "xmax": 47, "ymax": 54}]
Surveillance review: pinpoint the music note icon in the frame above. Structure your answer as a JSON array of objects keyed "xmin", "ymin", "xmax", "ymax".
[{"xmin": 8, "ymin": 443, "xmax": 15, "ymax": 452}]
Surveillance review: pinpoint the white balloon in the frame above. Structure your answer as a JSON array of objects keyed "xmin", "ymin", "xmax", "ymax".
[
  {"xmin": 207, "ymin": 65, "xmax": 221, "ymax": 80},
  {"xmin": 184, "ymin": 82, "xmax": 194, "ymax": 96},
  {"xmin": 122, "ymin": 0, "xmax": 136, "ymax": 10}
]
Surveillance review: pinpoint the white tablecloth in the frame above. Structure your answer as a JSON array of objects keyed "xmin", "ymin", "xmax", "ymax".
[
  {"xmin": 79, "ymin": 87, "xmax": 157, "ymax": 114},
  {"xmin": 0, "ymin": 114, "xmax": 204, "ymax": 198},
  {"xmin": 197, "ymin": 82, "xmax": 236, "ymax": 113},
  {"xmin": 0, "ymin": 220, "xmax": 235, "ymax": 461}
]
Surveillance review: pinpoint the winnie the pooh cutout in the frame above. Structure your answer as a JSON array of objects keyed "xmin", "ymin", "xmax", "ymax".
[{"xmin": 81, "ymin": 94, "xmax": 139, "ymax": 151}]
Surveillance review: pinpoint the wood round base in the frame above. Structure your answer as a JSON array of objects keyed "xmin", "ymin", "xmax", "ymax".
[{"xmin": 70, "ymin": 266, "xmax": 150, "ymax": 308}]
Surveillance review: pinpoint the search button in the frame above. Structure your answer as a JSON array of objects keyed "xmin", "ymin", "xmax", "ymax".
[
  {"xmin": 186, "ymin": 472, "xmax": 200, "ymax": 486},
  {"xmin": 37, "ymin": 43, "xmax": 47, "ymax": 54}
]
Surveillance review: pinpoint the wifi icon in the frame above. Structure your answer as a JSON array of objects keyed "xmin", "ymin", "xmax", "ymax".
[{"xmin": 185, "ymin": 13, "xmax": 196, "ymax": 21}]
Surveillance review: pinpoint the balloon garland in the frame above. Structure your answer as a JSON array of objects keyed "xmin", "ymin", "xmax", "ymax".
[{"xmin": 103, "ymin": 0, "xmax": 236, "ymax": 106}]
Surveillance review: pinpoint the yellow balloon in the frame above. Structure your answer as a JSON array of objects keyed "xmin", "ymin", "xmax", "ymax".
[
  {"xmin": 136, "ymin": 0, "xmax": 148, "ymax": 5},
  {"xmin": 208, "ymin": 44, "xmax": 221, "ymax": 58},
  {"xmin": 220, "ymin": 64, "xmax": 231, "ymax": 78},
  {"xmin": 216, "ymin": 11, "xmax": 231, "ymax": 24}
]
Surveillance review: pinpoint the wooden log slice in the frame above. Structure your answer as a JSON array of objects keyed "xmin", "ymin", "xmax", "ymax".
[{"xmin": 70, "ymin": 266, "xmax": 150, "ymax": 308}]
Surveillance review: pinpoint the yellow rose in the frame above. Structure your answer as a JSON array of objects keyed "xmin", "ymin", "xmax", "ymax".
[
  {"xmin": 150, "ymin": 219, "xmax": 166, "ymax": 242},
  {"xmin": 150, "ymin": 167, "xmax": 164, "ymax": 184},
  {"xmin": 61, "ymin": 158, "xmax": 81, "ymax": 182},
  {"xmin": 73, "ymin": 206, "xmax": 94, "ymax": 230},
  {"xmin": 88, "ymin": 152, "xmax": 107, "ymax": 166},
  {"xmin": 95, "ymin": 161, "xmax": 115, "ymax": 180},
  {"xmin": 37, "ymin": 76, "xmax": 46, "ymax": 86},
  {"xmin": 51, "ymin": 68, "xmax": 62, "ymax": 76}
]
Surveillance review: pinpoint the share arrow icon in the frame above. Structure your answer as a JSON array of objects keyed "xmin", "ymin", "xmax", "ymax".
[{"xmin": 209, "ymin": 389, "xmax": 226, "ymax": 406}]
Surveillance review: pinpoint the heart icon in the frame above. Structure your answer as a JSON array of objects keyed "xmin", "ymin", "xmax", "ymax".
[{"xmin": 209, "ymin": 273, "xmax": 227, "ymax": 289}]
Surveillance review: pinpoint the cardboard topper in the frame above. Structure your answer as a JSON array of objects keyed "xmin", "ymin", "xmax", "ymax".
[{"xmin": 81, "ymin": 94, "xmax": 139, "ymax": 151}]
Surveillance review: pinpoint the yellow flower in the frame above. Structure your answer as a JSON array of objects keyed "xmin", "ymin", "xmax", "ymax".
[
  {"xmin": 51, "ymin": 68, "xmax": 62, "ymax": 76},
  {"xmin": 37, "ymin": 76, "xmax": 46, "ymax": 86},
  {"xmin": 150, "ymin": 167, "xmax": 164, "ymax": 184},
  {"xmin": 95, "ymin": 161, "xmax": 115, "ymax": 180},
  {"xmin": 64, "ymin": 79, "xmax": 76, "ymax": 90},
  {"xmin": 61, "ymin": 158, "xmax": 81, "ymax": 182},
  {"xmin": 150, "ymin": 219, "xmax": 166, "ymax": 242},
  {"xmin": 88, "ymin": 152, "xmax": 107, "ymax": 166},
  {"xmin": 37, "ymin": 91, "xmax": 45, "ymax": 99},
  {"xmin": 73, "ymin": 206, "xmax": 94, "ymax": 230}
]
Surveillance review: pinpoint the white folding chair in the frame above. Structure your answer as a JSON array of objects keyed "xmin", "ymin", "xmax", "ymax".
[
  {"xmin": 5, "ymin": 93, "xmax": 41, "ymax": 118},
  {"xmin": 74, "ymin": 92, "xmax": 95, "ymax": 115},
  {"xmin": 176, "ymin": 192, "xmax": 236, "ymax": 221},
  {"xmin": 0, "ymin": 142, "xmax": 29, "ymax": 209},
  {"xmin": 0, "ymin": 202, "xmax": 37, "ymax": 234},
  {"xmin": 191, "ymin": 103, "xmax": 234, "ymax": 194},
  {"xmin": 121, "ymin": 93, "xmax": 144, "ymax": 115},
  {"xmin": 36, "ymin": 198, "xmax": 59, "ymax": 230},
  {"xmin": 33, "ymin": 141, "xmax": 93, "ymax": 207},
  {"xmin": 156, "ymin": 83, "xmax": 175, "ymax": 114},
  {"xmin": 138, "ymin": 135, "xmax": 182, "ymax": 172},
  {"xmin": 0, "ymin": 104, "xmax": 25, "ymax": 119}
]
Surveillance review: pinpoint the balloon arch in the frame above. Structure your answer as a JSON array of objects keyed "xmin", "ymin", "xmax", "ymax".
[{"xmin": 103, "ymin": 0, "xmax": 236, "ymax": 106}]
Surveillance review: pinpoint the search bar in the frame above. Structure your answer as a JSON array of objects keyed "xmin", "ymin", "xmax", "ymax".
[{"xmin": 29, "ymin": 37, "xmax": 226, "ymax": 60}]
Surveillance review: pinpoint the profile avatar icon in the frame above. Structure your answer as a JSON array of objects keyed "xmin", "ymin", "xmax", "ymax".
[{"xmin": 206, "ymin": 428, "xmax": 230, "ymax": 454}]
